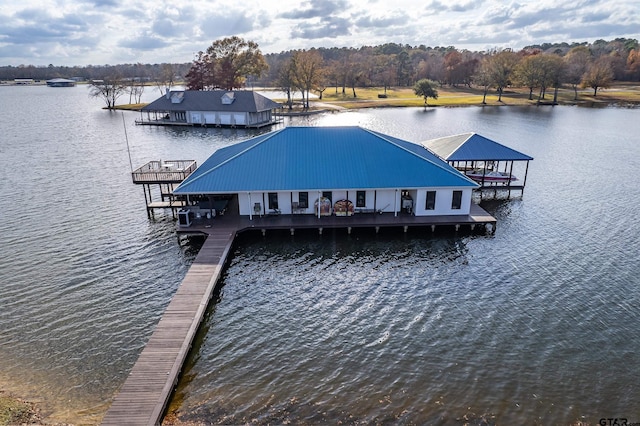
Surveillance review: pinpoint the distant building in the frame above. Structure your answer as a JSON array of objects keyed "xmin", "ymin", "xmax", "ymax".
[
  {"xmin": 14, "ymin": 78, "xmax": 34, "ymax": 85},
  {"xmin": 173, "ymin": 126, "xmax": 479, "ymax": 218},
  {"xmin": 138, "ymin": 90, "xmax": 282, "ymax": 128},
  {"xmin": 46, "ymin": 78, "xmax": 76, "ymax": 87}
]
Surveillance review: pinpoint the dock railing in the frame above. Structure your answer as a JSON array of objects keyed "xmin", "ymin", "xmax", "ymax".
[{"xmin": 132, "ymin": 160, "xmax": 197, "ymax": 184}]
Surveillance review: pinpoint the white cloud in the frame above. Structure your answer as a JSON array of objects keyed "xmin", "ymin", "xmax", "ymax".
[{"xmin": 0, "ymin": 0, "xmax": 637, "ymax": 65}]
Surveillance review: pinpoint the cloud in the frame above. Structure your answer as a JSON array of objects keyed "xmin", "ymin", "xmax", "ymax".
[
  {"xmin": 354, "ymin": 13, "xmax": 409, "ymax": 29},
  {"xmin": 291, "ymin": 16, "xmax": 352, "ymax": 39},
  {"xmin": 425, "ymin": 0, "xmax": 483, "ymax": 13},
  {"xmin": 198, "ymin": 10, "xmax": 258, "ymax": 39},
  {"xmin": 118, "ymin": 32, "xmax": 169, "ymax": 50},
  {"xmin": 278, "ymin": 0, "xmax": 349, "ymax": 20},
  {"xmin": 0, "ymin": 0, "xmax": 638, "ymax": 65}
]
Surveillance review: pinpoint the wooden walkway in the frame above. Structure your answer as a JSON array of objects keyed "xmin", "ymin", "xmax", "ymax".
[
  {"xmin": 101, "ymin": 223, "xmax": 237, "ymax": 426},
  {"xmin": 182, "ymin": 204, "xmax": 497, "ymax": 235},
  {"xmin": 102, "ymin": 205, "xmax": 496, "ymax": 425}
]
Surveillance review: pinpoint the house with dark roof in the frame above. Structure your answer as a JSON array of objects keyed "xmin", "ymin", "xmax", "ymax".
[
  {"xmin": 138, "ymin": 90, "xmax": 282, "ymax": 128},
  {"xmin": 173, "ymin": 126, "xmax": 480, "ymax": 219}
]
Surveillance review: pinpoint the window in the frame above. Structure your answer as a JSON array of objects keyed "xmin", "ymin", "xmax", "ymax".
[
  {"xmin": 322, "ymin": 191, "xmax": 332, "ymax": 202},
  {"xmin": 356, "ymin": 191, "xmax": 366, "ymax": 207},
  {"xmin": 451, "ymin": 190, "xmax": 462, "ymax": 210},
  {"xmin": 298, "ymin": 192, "xmax": 308, "ymax": 208},
  {"xmin": 425, "ymin": 191, "xmax": 436, "ymax": 210},
  {"xmin": 268, "ymin": 192, "xmax": 278, "ymax": 210}
]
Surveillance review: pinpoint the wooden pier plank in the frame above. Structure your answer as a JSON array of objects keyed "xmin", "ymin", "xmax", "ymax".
[
  {"xmin": 101, "ymin": 225, "xmax": 236, "ymax": 426},
  {"xmin": 103, "ymin": 207, "xmax": 496, "ymax": 425}
]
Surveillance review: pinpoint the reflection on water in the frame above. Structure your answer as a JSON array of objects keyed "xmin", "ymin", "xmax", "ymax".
[{"xmin": 0, "ymin": 85, "xmax": 639, "ymax": 424}]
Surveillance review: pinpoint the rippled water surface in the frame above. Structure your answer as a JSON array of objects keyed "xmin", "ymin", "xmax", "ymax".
[{"xmin": 0, "ymin": 85, "xmax": 639, "ymax": 425}]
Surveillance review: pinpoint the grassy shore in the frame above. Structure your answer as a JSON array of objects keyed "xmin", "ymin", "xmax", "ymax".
[
  {"xmin": 115, "ymin": 82, "xmax": 640, "ymax": 112},
  {"xmin": 316, "ymin": 82, "xmax": 640, "ymax": 109},
  {"xmin": 0, "ymin": 391, "xmax": 41, "ymax": 426}
]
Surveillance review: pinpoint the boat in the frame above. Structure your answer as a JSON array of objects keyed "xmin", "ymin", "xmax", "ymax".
[{"xmin": 465, "ymin": 169, "xmax": 518, "ymax": 183}]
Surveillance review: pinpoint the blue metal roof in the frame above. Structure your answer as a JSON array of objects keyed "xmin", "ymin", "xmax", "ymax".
[
  {"xmin": 174, "ymin": 126, "xmax": 478, "ymax": 194},
  {"xmin": 423, "ymin": 133, "xmax": 533, "ymax": 161}
]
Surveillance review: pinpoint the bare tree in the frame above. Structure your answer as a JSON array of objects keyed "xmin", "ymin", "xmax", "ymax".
[
  {"xmin": 276, "ymin": 57, "xmax": 295, "ymax": 110},
  {"xmin": 291, "ymin": 50, "xmax": 324, "ymax": 109},
  {"xmin": 89, "ymin": 77, "xmax": 128, "ymax": 109},
  {"xmin": 155, "ymin": 63, "xmax": 176, "ymax": 96},
  {"xmin": 473, "ymin": 59, "xmax": 493, "ymax": 104},
  {"xmin": 565, "ymin": 46, "xmax": 592, "ymax": 100}
]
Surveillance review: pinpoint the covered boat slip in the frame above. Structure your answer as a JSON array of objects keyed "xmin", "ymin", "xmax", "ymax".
[{"xmin": 422, "ymin": 132, "xmax": 533, "ymax": 198}]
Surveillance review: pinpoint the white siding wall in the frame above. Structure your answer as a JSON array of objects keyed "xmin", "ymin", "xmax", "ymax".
[
  {"xmin": 375, "ymin": 190, "xmax": 397, "ymax": 213},
  {"xmin": 413, "ymin": 188, "xmax": 473, "ymax": 216},
  {"xmin": 184, "ymin": 110, "xmax": 271, "ymax": 126},
  {"xmin": 238, "ymin": 188, "xmax": 473, "ymax": 217}
]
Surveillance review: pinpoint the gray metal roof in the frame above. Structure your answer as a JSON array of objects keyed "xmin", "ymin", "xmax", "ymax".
[
  {"xmin": 422, "ymin": 133, "xmax": 533, "ymax": 162},
  {"xmin": 141, "ymin": 90, "xmax": 282, "ymax": 113},
  {"xmin": 173, "ymin": 126, "xmax": 478, "ymax": 194}
]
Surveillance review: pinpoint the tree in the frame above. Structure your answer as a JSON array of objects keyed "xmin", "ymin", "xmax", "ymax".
[
  {"xmin": 291, "ymin": 50, "xmax": 324, "ymax": 109},
  {"xmin": 515, "ymin": 54, "xmax": 542, "ymax": 100},
  {"xmin": 413, "ymin": 78, "xmax": 439, "ymax": 107},
  {"xmin": 627, "ymin": 49, "xmax": 640, "ymax": 81},
  {"xmin": 473, "ymin": 60, "xmax": 493, "ymax": 104},
  {"xmin": 541, "ymin": 54, "xmax": 566, "ymax": 104},
  {"xmin": 276, "ymin": 57, "xmax": 295, "ymax": 110},
  {"xmin": 155, "ymin": 63, "xmax": 176, "ymax": 96},
  {"xmin": 89, "ymin": 77, "xmax": 127, "ymax": 109},
  {"xmin": 486, "ymin": 50, "xmax": 520, "ymax": 102},
  {"xmin": 565, "ymin": 46, "xmax": 592, "ymax": 100},
  {"xmin": 582, "ymin": 57, "xmax": 614, "ymax": 96},
  {"xmin": 204, "ymin": 36, "xmax": 268, "ymax": 90},
  {"xmin": 185, "ymin": 51, "xmax": 214, "ymax": 90}
]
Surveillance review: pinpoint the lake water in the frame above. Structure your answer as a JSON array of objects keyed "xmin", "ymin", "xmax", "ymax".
[{"xmin": 0, "ymin": 85, "xmax": 639, "ymax": 425}]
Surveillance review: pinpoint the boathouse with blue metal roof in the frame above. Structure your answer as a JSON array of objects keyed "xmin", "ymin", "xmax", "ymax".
[
  {"xmin": 422, "ymin": 132, "xmax": 533, "ymax": 195},
  {"xmin": 173, "ymin": 126, "xmax": 480, "ymax": 219}
]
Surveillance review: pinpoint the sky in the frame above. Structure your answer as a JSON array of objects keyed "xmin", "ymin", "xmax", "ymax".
[{"xmin": 1, "ymin": 0, "xmax": 638, "ymax": 66}]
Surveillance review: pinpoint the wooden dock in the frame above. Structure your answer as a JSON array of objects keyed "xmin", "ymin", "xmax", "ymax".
[
  {"xmin": 181, "ymin": 203, "xmax": 497, "ymax": 236},
  {"xmin": 102, "ymin": 205, "xmax": 496, "ymax": 425},
  {"xmin": 101, "ymin": 223, "xmax": 237, "ymax": 426}
]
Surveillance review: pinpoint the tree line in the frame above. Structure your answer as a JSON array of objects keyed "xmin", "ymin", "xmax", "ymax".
[
  {"xmin": 183, "ymin": 37, "xmax": 639, "ymax": 108},
  {"xmin": 6, "ymin": 37, "xmax": 637, "ymax": 109}
]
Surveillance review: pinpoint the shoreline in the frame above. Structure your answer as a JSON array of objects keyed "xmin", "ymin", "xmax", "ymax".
[{"xmin": 111, "ymin": 83, "xmax": 640, "ymax": 112}]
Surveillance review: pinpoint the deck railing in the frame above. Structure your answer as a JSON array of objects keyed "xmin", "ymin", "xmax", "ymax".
[{"xmin": 131, "ymin": 160, "xmax": 197, "ymax": 184}]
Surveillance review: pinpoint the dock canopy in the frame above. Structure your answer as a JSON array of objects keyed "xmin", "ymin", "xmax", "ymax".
[
  {"xmin": 422, "ymin": 132, "xmax": 533, "ymax": 162},
  {"xmin": 422, "ymin": 132, "xmax": 533, "ymax": 196}
]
